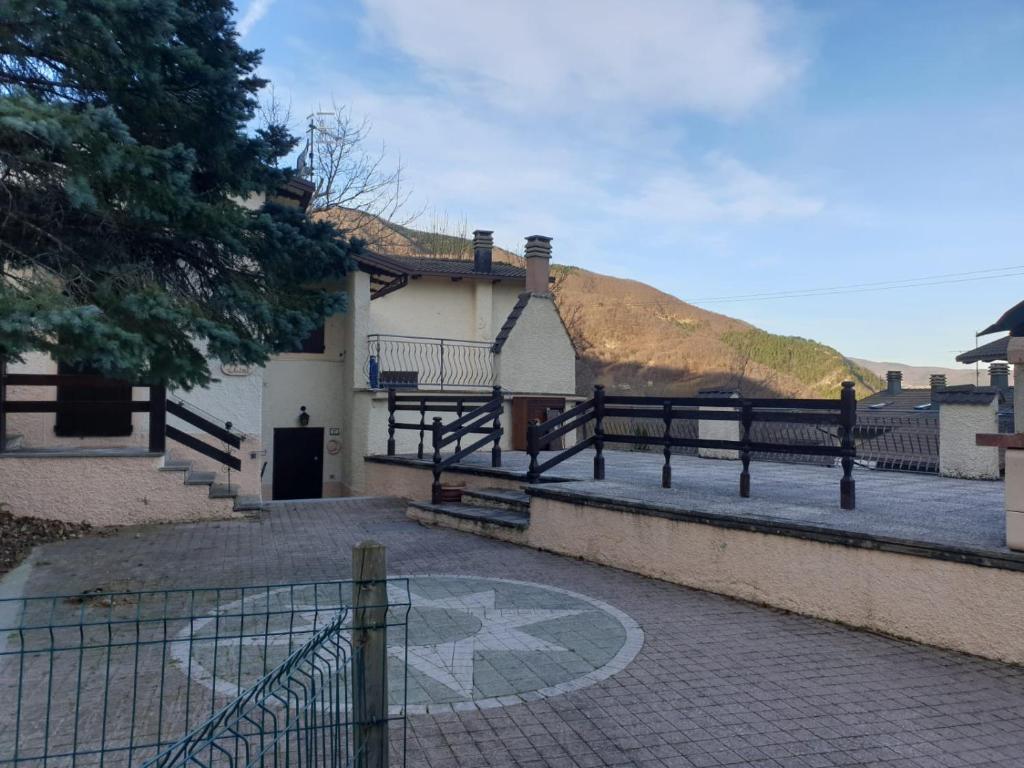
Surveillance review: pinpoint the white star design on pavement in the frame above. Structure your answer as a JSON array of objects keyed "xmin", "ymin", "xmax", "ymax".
[
  {"xmin": 396, "ymin": 586, "xmax": 588, "ymax": 698},
  {"xmin": 236, "ymin": 584, "xmax": 588, "ymax": 699}
]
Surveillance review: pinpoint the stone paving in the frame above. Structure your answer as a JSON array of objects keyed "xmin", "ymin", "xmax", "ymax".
[{"xmin": 4, "ymin": 496, "xmax": 1024, "ymax": 767}]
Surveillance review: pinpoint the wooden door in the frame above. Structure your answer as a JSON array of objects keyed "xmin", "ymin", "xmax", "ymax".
[
  {"xmin": 511, "ymin": 397, "xmax": 566, "ymax": 451},
  {"xmin": 272, "ymin": 427, "xmax": 324, "ymax": 500}
]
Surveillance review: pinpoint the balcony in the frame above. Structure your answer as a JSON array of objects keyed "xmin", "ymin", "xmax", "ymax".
[{"xmin": 365, "ymin": 334, "xmax": 496, "ymax": 391}]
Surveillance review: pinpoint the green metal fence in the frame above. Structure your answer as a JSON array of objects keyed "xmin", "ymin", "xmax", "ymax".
[{"xmin": 0, "ymin": 579, "xmax": 411, "ymax": 768}]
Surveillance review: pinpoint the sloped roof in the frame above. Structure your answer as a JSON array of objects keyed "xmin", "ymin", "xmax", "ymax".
[
  {"xmin": 932, "ymin": 386, "xmax": 1003, "ymax": 405},
  {"xmin": 955, "ymin": 335, "xmax": 1009, "ymax": 364},
  {"xmin": 491, "ymin": 293, "xmax": 531, "ymax": 353},
  {"xmin": 857, "ymin": 388, "xmax": 936, "ymax": 412},
  {"xmin": 357, "ymin": 251, "xmax": 526, "ymax": 281}
]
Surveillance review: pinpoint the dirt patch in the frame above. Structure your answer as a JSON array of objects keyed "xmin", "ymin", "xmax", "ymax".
[{"xmin": 0, "ymin": 509, "xmax": 93, "ymax": 576}]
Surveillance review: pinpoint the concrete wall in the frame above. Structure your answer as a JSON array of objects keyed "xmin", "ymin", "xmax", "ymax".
[
  {"xmin": 495, "ymin": 296, "xmax": 575, "ymax": 396},
  {"xmin": 0, "ymin": 453, "xmax": 238, "ymax": 525},
  {"xmin": 527, "ymin": 495, "xmax": 1024, "ymax": 665},
  {"xmin": 939, "ymin": 400, "xmax": 1000, "ymax": 480}
]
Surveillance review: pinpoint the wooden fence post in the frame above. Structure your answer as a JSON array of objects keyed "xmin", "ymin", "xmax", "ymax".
[
  {"xmin": 431, "ymin": 417, "xmax": 443, "ymax": 503},
  {"xmin": 386, "ymin": 388, "xmax": 397, "ymax": 456},
  {"xmin": 593, "ymin": 385, "xmax": 606, "ymax": 480},
  {"xmin": 352, "ymin": 541, "xmax": 389, "ymax": 768},
  {"xmin": 149, "ymin": 385, "xmax": 166, "ymax": 454},
  {"xmin": 661, "ymin": 400, "xmax": 672, "ymax": 488},
  {"xmin": 527, "ymin": 419, "xmax": 540, "ymax": 483},
  {"xmin": 840, "ymin": 381, "xmax": 856, "ymax": 510},
  {"xmin": 490, "ymin": 385, "xmax": 502, "ymax": 468},
  {"xmin": 739, "ymin": 402, "xmax": 752, "ymax": 498}
]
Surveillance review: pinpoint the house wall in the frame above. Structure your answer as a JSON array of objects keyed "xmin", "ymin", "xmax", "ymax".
[
  {"xmin": 369, "ymin": 277, "xmax": 521, "ymax": 342},
  {"xmin": 939, "ymin": 401, "xmax": 1000, "ymax": 480},
  {"xmin": 494, "ymin": 296, "xmax": 576, "ymax": 395}
]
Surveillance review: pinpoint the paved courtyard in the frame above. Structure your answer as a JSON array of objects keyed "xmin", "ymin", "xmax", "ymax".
[{"xmin": 4, "ymin": 496, "xmax": 1024, "ymax": 767}]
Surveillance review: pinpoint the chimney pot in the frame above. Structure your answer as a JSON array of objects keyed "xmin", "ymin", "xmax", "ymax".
[
  {"xmin": 930, "ymin": 374, "xmax": 947, "ymax": 392},
  {"xmin": 990, "ymin": 362, "xmax": 1010, "ymax": 391},
  {"xmin": 886, "ymin": 370, "xmax": 902, "ymax": 396},
  {"xmin": 472, "ymin": 229, "xmax": 494, "ymax": 273},
  {"xmin": 524, "ymin": 235, "xmax": 552, "ymax": 294}
]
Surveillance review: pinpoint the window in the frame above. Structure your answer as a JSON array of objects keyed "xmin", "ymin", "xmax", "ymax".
[{"xmin": 294, "ymin": 323, "xmax": 325, "ymax": 354}]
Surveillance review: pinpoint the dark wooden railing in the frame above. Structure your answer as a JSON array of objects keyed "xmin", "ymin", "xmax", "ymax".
[
  {"xmin": 0, "ymin": 372, "xmax": 242, "ymax": 471},
  {"xmin": 385, "ymin": 386, "xmax": 503, "ymax": 503},
  {"xmin": 527, "ymin": 382, "xmax": 858, "ymax": 509}
]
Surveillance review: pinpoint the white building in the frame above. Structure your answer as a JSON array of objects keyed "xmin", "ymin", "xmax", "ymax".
[{"xmin": 0, "ymin": 228, "xmax": 577, "ymax": 522}]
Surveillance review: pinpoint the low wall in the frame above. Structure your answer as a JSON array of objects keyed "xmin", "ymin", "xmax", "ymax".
[
  {"xmin": 526, "ymin": 495, "xmax": 1024, "ymax": 665},
  {"xmin": 0, "ymin": 454, "xmax": 239, "ymax": 526},
  {"xmin": 363, "ymin": 457, "xmax": 525, "ymax": 499}
]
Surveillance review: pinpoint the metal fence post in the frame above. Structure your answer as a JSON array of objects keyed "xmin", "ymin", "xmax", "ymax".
[
  {"xmin": 149, "ymin": 385, "xmax": 166, "ymax": 454},
  {"xmin": 840, "ymin": 381, "xmax": 856, "ymax": 510},
  {"xmin": 352, "ymin": 541, "xmax": 388, "ymax": 768},
  {"xmin": 431, "ymin": 417, "xmax": 443, "ymax": 503},
  {"xmin": 439, "ymin": 338, "xmax": 445, "ymax": 391},
  {"xmin": 491, "ymin": 385, "xmax": 502, "ymax": 467},
  {"xmin": 593, "ymin": 384, "xmax": 606, "ymax": 480},
  {"xmin": 386, "ymin": 389, "xmax": 396, "ymax": 456}
]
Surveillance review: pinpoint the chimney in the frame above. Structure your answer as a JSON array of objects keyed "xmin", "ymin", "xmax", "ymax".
[
  {"xmin": 524, "ymin": 235, "xmax": 552, "ymax": 294},
  {"xmin": 930, "ymin": 374, "xmax": 947, "ymax": 393},
  {"xmin": 989, "ymin": 362, "xmax": 1010, "ymax": 391},
  {"xmin": 886, "ymin": 370, "xmax": 902, "ymax": 396},
  {"xmin": 472, "ymin": 229, "xmax": 493, "ymax": 273}
]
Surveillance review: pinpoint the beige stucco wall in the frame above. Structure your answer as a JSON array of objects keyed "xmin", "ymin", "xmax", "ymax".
[
  {"xmin": 363, "ymin": 458, "xmax": 524, "ymax": 499},
  {"xmin": 369, "ymin": 277, "xmax": 521, "ymax": 342},
  {"xmin": 939, "ymin": 401, "xmax": 1000, "ymax": 480},
  {"xmin": 494, "ymin": 296, "xmax": 575, "ymax": 395},
  {"xmin": 527, "ymin": 496, "xmax": 1024, "ymax": 664},
  {"xmin": 0, "ymin": 454, "xmax": 238, "ymax": 525}
]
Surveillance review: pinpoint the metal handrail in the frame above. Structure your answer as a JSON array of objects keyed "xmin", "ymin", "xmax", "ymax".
[{"xmin": 365, "ymin": 334, "xmax": 496, "ymax": 391}]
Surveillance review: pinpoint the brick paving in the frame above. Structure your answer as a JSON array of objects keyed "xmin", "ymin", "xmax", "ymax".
[{"xmin": 5, "ymin": 496, "xmax": 1024, "ymax": 767}]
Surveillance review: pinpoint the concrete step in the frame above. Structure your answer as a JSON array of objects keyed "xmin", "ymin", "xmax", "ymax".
[
  {"xmin": 160, "ymin": 458, "xmax": 193, "ymax": 472},
  {"xmin": 233, "ymin": 495, "xmax": 263, "ymax": 512},
  {"xmin": 461, "ymin": 487, "xmax": 530, "ymax": 513},
  {"xmin": 184, "ymin": 470, "xmax": 217, "ymax": 486},
  {"xmin": 209, "ymin": 483, "xmax": 240, "ymax": 499},
  {"xmin": 408, "ymin": 501, "xmax": 529, "ymax": 530}
]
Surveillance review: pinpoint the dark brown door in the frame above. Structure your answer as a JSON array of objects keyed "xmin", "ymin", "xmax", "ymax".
[
  {"xmin": 511, "ymin": 397, "xmax": 566, "ymax": 451},
  {"xmin": 272, "ymin": 427, "xmax": 324, "ymax": 500},
  {"xmin": 54, "ymin": 362, "xmax": 133, "ymax": 437}
]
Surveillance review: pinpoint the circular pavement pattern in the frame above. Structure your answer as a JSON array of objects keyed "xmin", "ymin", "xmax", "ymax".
[{"xmin": 175, "ymin": 575, "xmax": 644, "ymax": 714}]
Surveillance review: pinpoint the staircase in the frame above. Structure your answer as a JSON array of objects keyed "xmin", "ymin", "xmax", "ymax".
[
  {"xmin": 159, "ymin": 452, "xmax": 262, "ymax": 513},
  {"xmin": 407, "ymin": 487, "xmax": 531, "ymax": 544}
]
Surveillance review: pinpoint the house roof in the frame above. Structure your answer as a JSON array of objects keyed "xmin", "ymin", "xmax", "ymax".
[
  {"xmin": 932, "ymin": 386, "xmax": 1003, "ymax": 406},
  {"xmin": 491, "ymin": 293, "xmax": 531, "ymax": 353},
  {"xmin": 857, "ymin": 388, "xmax": 937, "ymax": 412},
  {"xmin": 955, "ymin": 335, "xmax": 1009, "ymax": 364},
  {"xmin": 357, "ymin": 252, "xmax": 526, "ymax": 280}
]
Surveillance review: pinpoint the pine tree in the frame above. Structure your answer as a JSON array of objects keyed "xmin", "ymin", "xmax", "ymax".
[{"xmin": 0, "ymin": 0, "xmax": 359, "ymax": 388}]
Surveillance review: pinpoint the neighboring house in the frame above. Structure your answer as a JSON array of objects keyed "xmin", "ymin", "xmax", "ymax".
[{"xmin": 1, "ymin": 205, "xmax": 576, "ymax": 519}]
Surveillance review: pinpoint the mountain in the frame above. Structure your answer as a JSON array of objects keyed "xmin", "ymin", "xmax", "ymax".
[
  {"xmin": 317, "ymin": 209, "xmax": 884, "ymax": 399},
  {"xmin": 850, "ymin": 358, "xmax": 986, "ymax": 388}
]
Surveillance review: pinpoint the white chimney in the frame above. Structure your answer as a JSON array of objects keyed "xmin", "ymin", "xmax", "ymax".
[{"xmin": 524, "ymin": 235, "xmax": 552, "ymax": 294}]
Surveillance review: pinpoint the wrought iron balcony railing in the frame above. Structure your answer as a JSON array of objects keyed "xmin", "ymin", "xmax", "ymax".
[{"xmin": 365, "ymin": 334, "xmax": 496, "ymax": 390}]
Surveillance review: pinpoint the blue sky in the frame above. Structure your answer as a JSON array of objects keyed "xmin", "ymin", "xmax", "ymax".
[{"xmin": 237, "ymin": 0, "xmax": 1024, "ymax": 366}]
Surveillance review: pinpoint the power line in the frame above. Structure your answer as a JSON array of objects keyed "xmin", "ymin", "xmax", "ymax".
[
  {"xmin": 690, "ymin": 265, "xmax": 1024, "ymax": 302},
  {"xmin": 585, "ymin": 264, "xmax": 1024, "ymax": 307}
]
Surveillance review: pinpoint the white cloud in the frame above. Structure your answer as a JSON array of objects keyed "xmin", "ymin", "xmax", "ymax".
[
  {"xmin": 360, "ymin": 0, "xmax": 802, "ymax": 117},
  {"xmin": 237, "ymin": 0, "xmax": 275, "ymax": 37},
  {"xmin": 619, "ymin": 154, "xmax": 824, "ymax": 223}
]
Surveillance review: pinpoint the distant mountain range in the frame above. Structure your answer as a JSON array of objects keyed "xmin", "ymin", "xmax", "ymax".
[
  {"xmin": 319, "ymin": 209, "xmax": 890, "ymax": 398},
  {"xmin": 850, "ymin": 358, "xmax": 987, "ymax": 389}
]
